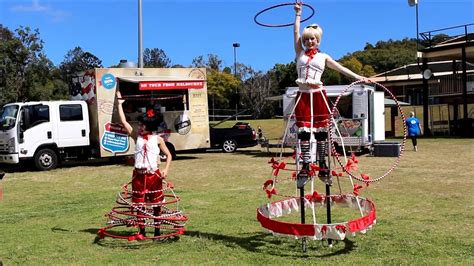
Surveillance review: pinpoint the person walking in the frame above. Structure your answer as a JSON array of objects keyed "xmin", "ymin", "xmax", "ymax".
[{"xmin": 406, "ymin": 111, "xmax": 423, "ymax": 151}]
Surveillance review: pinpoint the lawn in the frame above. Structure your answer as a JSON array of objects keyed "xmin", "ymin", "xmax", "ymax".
[{"xmin": 0, "ymin": 121, "xmax": 472, "ymax": 264}]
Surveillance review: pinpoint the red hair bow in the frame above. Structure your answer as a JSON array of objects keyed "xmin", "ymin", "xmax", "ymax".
[
  {"xmin": 336, "ymin": 224, "xmax": 346, "ymax": 233},
  {"xmin": 308, "ymin": 163, "xmax": 320, "ymax": 176},
  {"xmin": 353, "ymin": 184, "xmax": 363, "ymax": 196},
  {"xmin": 272, "ymin": 161, "xmax": 286, "ymax": 177},
  {"xmin": 305, "ymin": 191, "xmax": 323, "ymax": 202},
  {"xmin": 146, "ymin": 109, "xmax": 155, "ymax": 118},
  {"xmin": 263, "ymin": 179, "xmax": 277, "ymax": 199},
  {"xmin": 360, "ymin": 173, "xmax": 370, "ymax": 187},
  {"xmin": 331, "ymin": 170, "xmax": 343, "ymax": 177}
]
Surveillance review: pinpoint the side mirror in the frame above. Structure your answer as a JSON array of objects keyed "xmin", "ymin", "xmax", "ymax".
[{"xmin": 20, "ymin": 108, "xmax": 31, "ymax": 131}]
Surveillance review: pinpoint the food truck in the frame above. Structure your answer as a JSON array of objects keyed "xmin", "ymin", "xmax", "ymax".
[{"xmin": 0, "ymin": 67, "xmax": 210, "ymax": 170}]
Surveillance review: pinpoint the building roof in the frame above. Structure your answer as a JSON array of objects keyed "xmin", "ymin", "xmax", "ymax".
[{"xmin": 370, "ymin": 60, "xmax": 474, "ymax": 84}]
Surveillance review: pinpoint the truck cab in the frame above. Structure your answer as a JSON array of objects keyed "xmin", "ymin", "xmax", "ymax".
[{"xmin": 0, "ymin": 101, "xmax": 90, "ymax": 170}]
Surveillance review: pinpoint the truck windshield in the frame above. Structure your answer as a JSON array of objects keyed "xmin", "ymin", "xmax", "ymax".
[{"xmin": 0, "ymin": 105, "xmax": 19, "ymax": 130}]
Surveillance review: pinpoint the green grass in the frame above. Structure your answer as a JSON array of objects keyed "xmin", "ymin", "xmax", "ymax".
[{"xmin": 0, "ymin": 119, "xmax": 473, "ymax": 264}]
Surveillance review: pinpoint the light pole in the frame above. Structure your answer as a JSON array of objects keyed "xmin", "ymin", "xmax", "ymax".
[
  {"xmin": 232, "ymin": 43, "xmax": 240, "ymax": 119},
  {"xmin": 232, "ymin": 43, "xmax": 240, "ymax": 76},
  {"xmin": 409, "ymin": 0, "xmax": 431, "ymax": 135}
]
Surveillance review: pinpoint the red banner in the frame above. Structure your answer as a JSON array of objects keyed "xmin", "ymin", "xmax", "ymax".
[{"xmin": 139, "ymin": 80, "xmax": 205, "ymax": 90}]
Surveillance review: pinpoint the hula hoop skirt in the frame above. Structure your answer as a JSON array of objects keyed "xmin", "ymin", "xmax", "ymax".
[{"xmin": 98, "ymin": 135, "xmax": 188, "ymax": 241}]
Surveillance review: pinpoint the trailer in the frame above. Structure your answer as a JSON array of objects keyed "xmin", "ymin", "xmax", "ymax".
[
  {"xmin": 280, "ymin": 84, "xmax": 385, "ymax": 153},
  {"xmin": 0, "ymin": 67, "xmax": 210, "ymax": 170}
]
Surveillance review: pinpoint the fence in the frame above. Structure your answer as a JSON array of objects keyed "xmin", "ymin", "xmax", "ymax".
[
  {"xmin": 387, "ymin": 103, "xmax": 474, "ymax": 137},
  {"xmin": 208, "ymin": 109, "xmax": 253, "ymax": 122}
]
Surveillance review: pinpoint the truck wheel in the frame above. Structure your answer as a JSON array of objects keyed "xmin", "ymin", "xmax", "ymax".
[
  {"xmin": 222, "ymin": 139, "xmax": 237, "ymax": 153},
  {"xmin": 160, "ymin": 142, "xmax": 177, "ymax": 161},
  {"xmin": 34, "ymin": 148, "xmax": 58, "ymax": 171}
]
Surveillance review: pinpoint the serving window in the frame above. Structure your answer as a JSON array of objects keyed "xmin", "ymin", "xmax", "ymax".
[{"xmin": 117, "ymin": 80, "xmax": 190, "ymax": 121}]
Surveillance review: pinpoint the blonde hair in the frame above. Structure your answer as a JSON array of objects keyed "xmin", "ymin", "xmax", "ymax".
[{"xmin": 301, "ymin": 24, "xmax": 323, "ymax": 44}]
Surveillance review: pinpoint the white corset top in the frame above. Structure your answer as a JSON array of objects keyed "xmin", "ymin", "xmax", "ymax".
[
  {"xmin": 134, "ymin": 134, "xmax": 161, "ymax": 171},
  {"xmin": 295, "ymin": 51, "xmax": 326, "ymax": 91}
]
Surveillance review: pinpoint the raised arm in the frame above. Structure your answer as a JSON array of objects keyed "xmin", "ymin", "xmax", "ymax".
[
  {"xmin": 294, "ymin": 2, "xmax": 303, "ymax": 55},
  {"xmin": 326, "ymin": 55, "xmax": 370, "ymax": 83},
  {"xmin": 116, "ymin": 90, "xmax": 135, "ymax": 138}
]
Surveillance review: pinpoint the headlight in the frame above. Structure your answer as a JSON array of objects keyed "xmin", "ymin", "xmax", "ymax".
[{"xmin": 8, "ymin": 137, "xmax": 16, "ymax": 153}]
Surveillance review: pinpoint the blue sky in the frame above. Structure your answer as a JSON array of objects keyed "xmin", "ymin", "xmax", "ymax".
[{"xmin": 1, "ymin": 0, "xmax": 473, "ymax": 73}]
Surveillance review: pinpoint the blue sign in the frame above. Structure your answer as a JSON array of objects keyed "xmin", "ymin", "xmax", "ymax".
[
  {"xmin": 101, "ymin": 131, "xmax": 129, "ymax": 154},
  {"xmin": 101, "ymin": 73, "xmax": 116, "ymax": 90}
]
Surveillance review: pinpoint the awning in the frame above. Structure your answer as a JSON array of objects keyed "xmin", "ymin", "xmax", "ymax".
[
  {"xmin": 119, "ymin": 76, "xmax": 205, "ymax": 90},
  {"xmin": 384, "ymin": 98, "xmax": 410, "ymax": 106}
]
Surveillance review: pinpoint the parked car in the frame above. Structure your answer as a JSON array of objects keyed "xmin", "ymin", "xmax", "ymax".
[{"xmin": 210, "ymin": 122, "xmax": 258, "ymax": 152}]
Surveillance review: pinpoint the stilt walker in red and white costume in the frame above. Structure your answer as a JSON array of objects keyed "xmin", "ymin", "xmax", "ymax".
[
  {"xmin": 293, "ymin": 1, "xmax": 369, "ymax": 181},
  {"xmin": 292, "ymin": 1, "xmax": 369, "ymax": 249},
  {"xmin": 256, "ymin": 2, "xmax": 405, "ymax": 252}
]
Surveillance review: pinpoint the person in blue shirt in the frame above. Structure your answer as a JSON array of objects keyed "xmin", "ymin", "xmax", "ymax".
[{"xmin": 406, "ymin": 112, "xmax": 423, "ymax": 151}]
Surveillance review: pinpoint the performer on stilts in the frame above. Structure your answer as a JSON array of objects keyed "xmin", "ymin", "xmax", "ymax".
[
  {"xmin": 293, "ymin": 1, "xmax": 369, "ymax": 181},
  {"xmin": 293, "ymin": 1, "xmax": 369, "ymax": 248},
  {"xmin": 256, "ymin": 2, "xmax": 406, "ymax": 251}
]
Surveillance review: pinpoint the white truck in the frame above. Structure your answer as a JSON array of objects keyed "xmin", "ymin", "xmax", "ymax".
[
  {"xmin": 0, "ymin": 67, "xmax": 211, "ymax": 170},
  {"xmin": 281, "ymin": 84, "xmax": 386, "ymax": 153}
]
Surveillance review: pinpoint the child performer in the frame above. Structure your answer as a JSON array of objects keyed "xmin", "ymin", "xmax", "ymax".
[
  {"xmin": 116, "ymin": 90, "xmax": 173, "ymax": 238},
  {"xmin": 293, "ymin": 2, "xmax": 369, "ymax": 181}
]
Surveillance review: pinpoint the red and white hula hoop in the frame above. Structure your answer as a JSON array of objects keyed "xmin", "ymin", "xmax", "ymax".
[
  {"xmin": 329, "ymin": 80, "xmax": 407, "ymax": 183},
  {"xmin": 98, "ymin": 180, "xmax": 188, "ymax": 241},
  {"xmin": 257, "ymin": 194, "xmax": 376, "ymax": 240}
]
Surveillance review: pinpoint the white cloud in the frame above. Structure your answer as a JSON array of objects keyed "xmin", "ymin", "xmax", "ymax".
[{"xmin": 10, "ymin": 0, "xmax": 70, "ymax": 22}]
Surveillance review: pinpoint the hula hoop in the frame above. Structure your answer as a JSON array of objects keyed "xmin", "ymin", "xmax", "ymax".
[
  {"xmin": 254, "ymin": 2, "xmax": 315, "ymax": 28},
  {"xmin": 257, "ymin": 194, "xmax": 376, "ymax": 240},
  {"xmin": 329, "ymin": 80, "xmax": 407, "ymax": 183},
  {"xmin": 98, "ymin": 180, "xmax": 188, "ymax": 241}
]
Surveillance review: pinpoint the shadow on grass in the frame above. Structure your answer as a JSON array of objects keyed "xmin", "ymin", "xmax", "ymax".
[
  {"xmin": 77, "ymin": 227, "xmax": 180, "ymax": 249},
  {"xmin": 237, "ymin": 149, "xmax": 295, "ymax": 158},
  {"xmin": 71, "ymin": 226, "xmax": 356, "ymax": 255},
  {"xmin": 185, "ymin": 230, "xmax": 356, "ymax": 257}
]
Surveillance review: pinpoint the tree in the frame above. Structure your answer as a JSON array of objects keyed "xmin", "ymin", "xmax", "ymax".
[
  {"xmin": 345, "ymin": 38, "xmax": 417, "ymax": 74},
  {"xmin": 337, "ymin": 56, "xmax": 376, "ymax": 84},
  {"xmin": 241, "ymin": 69, "xmax": 277, "ymax": 118},
  {"xmin": 421, "ymin": 34, "xmax": 451, "ymax": 48},
  {"xmin": 143, "ymin": 48, "xmax": 171, "ymax": 68},
  {"xmin": 59, "ymin": 46, "xmax": 102, "ymax": 80},
  {"xmin": 270, "ymin": 62, "xmax": 298, "ymax": 94},
  {"xmin": 191, "ymin": 54, "xmax": 236, "ymax": 110},
  {"xmin": 206, "ymin": 70, "xmax": 240, "ymax": 110},
  {"xmin": 0, "ymin": 25, "xmax": 63, "ymax": 103},
  {"xmin": 191, "ymin": 54, "xmax": 222, "ymax": 71}
]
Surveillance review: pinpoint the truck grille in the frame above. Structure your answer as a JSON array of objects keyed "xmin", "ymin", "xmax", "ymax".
[{"xmin": 0, "ymin": 142, "xmax": 8, "ymax": 153}]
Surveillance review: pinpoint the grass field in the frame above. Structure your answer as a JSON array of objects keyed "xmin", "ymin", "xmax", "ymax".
[{"xmin": 0, "ymin": 120, "xmax": 473, "ymax": 265}]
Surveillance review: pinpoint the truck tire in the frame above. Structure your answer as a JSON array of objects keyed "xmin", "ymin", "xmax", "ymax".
[
  {"xmin": 222, "ymin": 139, "xmax": 237, "ymax": 153},
  {"xmin": 160, "ymin": 142, "xmax": 177, "ymax": 161},
  {"xmin": 34, "ymin": 148, "xmax": 58, "ymax": 171}
]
